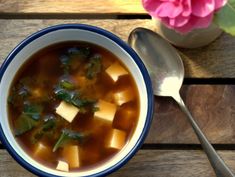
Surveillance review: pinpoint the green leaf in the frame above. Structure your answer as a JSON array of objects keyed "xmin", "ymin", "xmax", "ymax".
[
  {"xmin": 32, "ymin": 115, "xmax": 56, "ymax": 143},
  {"xmin": 23, "ymin": 103, "xmax": 43, "ymax": 120},
  {"xmin": 86, "ymin": 54, "xmax": 102, "ymax": 79},
  {"xmin": 71, "ymin": 96, "xmax": 96, "ymax": 108},
  {"xmin": 18, "ymin": 86, "xmax": 30, "ymax": 97},
  {"xmin": 67, "ymin": 47, "xmax": 91, "ymax": 59},
  {"xmin": 54, "ymin": 87, "xmax": 96, "ymax": 109},
  {"xmin": 55, "ymin": 89, "xmax": 69, "ymax": 102},
  {"xmin": 59, "ymin": 55, "xmax": 70, "ymax": 65},
  {"xmin": 60, "ymin": 80, "xmax": 75, "ymax": 90},
  {"xmin": 59, "ymin": 47, "xmax": 91, "ymax": 73},
  {"xmin": 8, "ymin": 86, "xmax": 29, "ymax": 106},
  {"xmin": 214, "ymin": 0, "xmax": 235, "ymax": 35},
  {"xmin": 41, "ymin": 117, "xmax": 56, "ymax": 131},
  {"xmin": 53, "ymin": 129, "xmax": 85, "ymax": 152},
  {"xmin": 14, "ymin": 114, "xmax": 37, "ymax": 136}
]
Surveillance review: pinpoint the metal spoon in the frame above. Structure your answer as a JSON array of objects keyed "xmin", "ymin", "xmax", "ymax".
[{"xmin": 128, "ymin": 27, "xmax": 234, "ymax": 177}]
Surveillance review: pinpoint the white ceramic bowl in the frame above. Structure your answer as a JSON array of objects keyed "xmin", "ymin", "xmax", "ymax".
[{"xmin": 0, "ymin": 24, "xmax": 154, "ymax": 177}]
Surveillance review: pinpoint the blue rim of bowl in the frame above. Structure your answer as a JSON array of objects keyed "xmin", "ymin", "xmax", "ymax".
[{"xmin": 0, "ymin": 24, "xmax": 154, "ymax": 177}]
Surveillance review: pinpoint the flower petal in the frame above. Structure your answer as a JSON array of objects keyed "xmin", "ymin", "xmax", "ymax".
[
  {"xmin": 192, "ymin": 0, "xmax": 215, "ymax": 17},
  {"xmin": 173, "ymin": 17, "xmax": 197, "ymax": 33},
  {"xmin": 174, "ymin": 14, "xmax": 213, "ymax": 33},
  {"xmin": 142, "ymin": 0, "xmax": 162, "ymax": 18},
  {"xmin": 182, "ymin": 0, "xmax": 192, "ymax": 16},
  {"xmin": 193, "ymin": 13, "xmax": 213, "ymax": 28},
  {"xmin": 215, "ymin": 0, "xmax": 227, "ymax": 10},
  {"xmin": 169, "ymin": 15, "xmax": 190, "ymax": 27},
  {"xmin": 155, "ymin": 2, "xmax": 183, "ymax": 18},
  {"xmin": 160, "ymin": 17, "xmax": 174, "ymax": 29}
]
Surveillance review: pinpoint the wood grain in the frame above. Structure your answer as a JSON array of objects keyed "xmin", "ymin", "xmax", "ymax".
[
  {"xmin": 0, "ymin": 20, "xmax": 235, "ymax": 77},
  {"xmin": 1, "ymin": 149, "xmax": 235, "ymax": 177},
  {"xmin": 146, "ymin": 85, "xmax": 235, "ymax": 144},
  {"xmin": 0, "ymin": 0, "xmax": 145, "ymax": 14}
]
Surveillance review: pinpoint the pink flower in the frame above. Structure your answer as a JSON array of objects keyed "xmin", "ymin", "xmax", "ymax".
[{"xmin": 142, "ymin": 0, "xmax": 227, "ymax": 33}]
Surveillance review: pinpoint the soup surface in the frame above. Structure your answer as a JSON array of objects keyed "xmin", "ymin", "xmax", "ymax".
[{"xmin": 8, "ymin": 41, "xmax": 139, "ymax": 172}]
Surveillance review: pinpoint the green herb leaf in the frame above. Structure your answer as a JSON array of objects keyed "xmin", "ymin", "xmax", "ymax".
[
  {"xmin": 18, "ymin": 86, "xmax": 30, "ymax": 97},
  {"xmin": 71, "ymin": 97, "xmax": 96, "ymax": 108},
  {"xmin": 42, "ymin": 116, "xmax": 56, "ymax": 131},
  {"xmin": 59, "ymin": 55, "xmax": 70, "ymax": 73},
  {"xmin": 59, "ymin": 47, "xmax": 91, "ymax": 73},
  {"xmin": 54, "ymin": 88, "xmax": 73, "ymax": 103},
  {"xmin": 8, "ymin": 86, "xmax": 29, "ymax": 106},
  {"xmin": 59, "ymin": 55, "xmax": 70, "ymax": 65},
  {"xmin": 86, "ymin": 54, "xmax": 102, "ymax": 79},
  {"xmin": 54, "ymin": 87, "xmax": 96, "ymax": 109},
  {"xmin": 53, "ymin": 129, "xmax": 85, "ymax": 152},
  {"xmin": 32, "ymin": 115, "xmax": 56, "ymax": 143},
  {"xmin": 14, "ymin": 114, "xmax": 37, "ymax": 136},
  {"xmin": 60, "ymin": 80, "xmax": 75, "ymax": 90},
  {"xmin": 23, "ymin": 103, "xmax": 43, "ymax": 120},
  {"xmin": 67, "ymin": 47, "xmax": 90, "ymax": 59},
  {"xmin": 214, "ymin": 0, "xmax": 235, "ymax": 36}
]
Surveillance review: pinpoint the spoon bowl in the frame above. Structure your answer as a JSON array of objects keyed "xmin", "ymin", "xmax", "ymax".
[{"xmin": 128, "ymin": 28, "xmax": 183, "ymax": 96}]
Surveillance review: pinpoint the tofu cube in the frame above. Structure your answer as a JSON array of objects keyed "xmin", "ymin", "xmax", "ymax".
[
  {"xmin": 63, "ymin": 145, "xmax": 80, "ymax": 168},
  {"xmin": 105, "ymin": 63, "xmax": 128, "ymax": 82},
  {"xmin": 34, "ymin": 142, "xmax": 50, "ymax": 157},
  {"xmin": 106, "ymin": 129, "xmax": 126, "ymax": 150},
  {"xmin": 94, "ymin": 100, "xmax": 117, "ymax": 122},
  {"xmin": 113, "ymin": 108, "xmax": 136, "ymax": 130},
  {"xmin": 113, "ymin": 88, "xmax": 134, "ymax": 106},
  {"xmin": 56, "ymin": 101, "xmax": 79, "ymax": 123},
  {"xmin": 56, "ymin": 160, "xmax": 69, "ymax": 172}
]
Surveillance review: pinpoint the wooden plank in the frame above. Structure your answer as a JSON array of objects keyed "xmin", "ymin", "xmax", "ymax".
[
  {"xmin": 112, "ymin": 150, "xmax": 235, "ymax": 177},
  {"xmin": 1, "ymin": 85, "xmax": 234, "ymax": 145},
  {"xmin": 0, "ymin": 0, "xmax": 145, "ymax": 14},
  {"xmin": 1, "ymin": 149, "xmax": 235, "ymax": 177},
  {"xmin": 145, "ymin": 85, "xmax": 235, "ymax": 144},
  {"xmin": 0, "ymin": 20, "xmax": 235, "ymax": 78}
]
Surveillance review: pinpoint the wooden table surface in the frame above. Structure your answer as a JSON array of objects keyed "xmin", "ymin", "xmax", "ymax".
[{"xmin": 0, "ymin": 1, "xmax": 235, "ymax": 177}]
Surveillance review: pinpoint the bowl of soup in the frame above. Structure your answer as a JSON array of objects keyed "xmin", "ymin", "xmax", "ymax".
[{"xmin": 0, "ymin": 24, "xmax": 154, "ymax": 177}]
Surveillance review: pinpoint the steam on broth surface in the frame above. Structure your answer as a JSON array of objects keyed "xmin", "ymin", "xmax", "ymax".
[{"xmin": 8, "ymin": 41, "xmax": 139, "ymax": 172}]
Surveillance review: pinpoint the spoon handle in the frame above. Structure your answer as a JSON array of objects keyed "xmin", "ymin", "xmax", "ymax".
[{"xmin": 172, "ymin": 93, "xmax": 234, "ymax": 177}]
